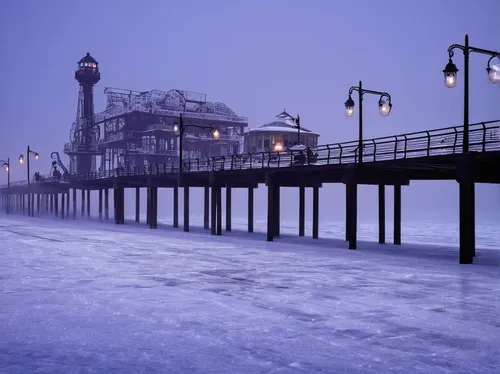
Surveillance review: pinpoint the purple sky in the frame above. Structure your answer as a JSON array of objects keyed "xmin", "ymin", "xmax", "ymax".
[{"xmin": 1, "ymin": 0, "xmax": 499, "ymax": 222}]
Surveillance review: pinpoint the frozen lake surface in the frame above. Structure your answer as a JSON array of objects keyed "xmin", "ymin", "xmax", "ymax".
[{"xmin": 0, "ymin": 216, "xmax": 499, "ymax": 373}]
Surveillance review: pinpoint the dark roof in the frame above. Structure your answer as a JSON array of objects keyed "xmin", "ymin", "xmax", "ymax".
[{"xmin": 78, "ymin": 52, "xmax": 98, "ymax": 64}]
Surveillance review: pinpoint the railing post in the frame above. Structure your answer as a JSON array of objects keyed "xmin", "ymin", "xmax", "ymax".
[
  {"xmin": 453, "ymin": 128, "xmax": 458, "ymax": 153},
  {"xmin": 372, "ymin": 139, "xmax": 377, "ymax": 162},
  {"xmin": 403, "ymin": 135, "xmax": 408, "ymax": 159},
  {"xmin": 481, "ymin": 122, "xmax": 486, "ymax": 152},
  {"xmin": 426, "ymin": 131, "xmax": 431, "ymax": 157},
  {"xmin": 338, "ymin": 143, "xmax": 343, "ymax": 163}
]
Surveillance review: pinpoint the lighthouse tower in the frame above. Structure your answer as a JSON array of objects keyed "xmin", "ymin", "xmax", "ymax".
[{"xmin": 70, "ymin": 52, "xmax": 101, "ymax": 174}]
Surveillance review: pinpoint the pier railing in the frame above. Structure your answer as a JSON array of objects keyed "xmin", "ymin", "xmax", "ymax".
[{"xmin": 2, "ymin": 120, "xmax": 499, "ymax": 187}]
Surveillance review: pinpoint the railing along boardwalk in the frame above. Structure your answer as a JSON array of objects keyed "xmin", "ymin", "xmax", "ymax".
[{"xmin": 2, "ymin": 120, "xmax": 500, "ymax": 187}]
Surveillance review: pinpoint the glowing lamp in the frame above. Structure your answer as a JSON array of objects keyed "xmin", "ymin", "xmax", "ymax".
[
  {"xmin": 344, "ymin": 96, "xmax": 355, "ymax": 117},
  {"xmin": 443, "ymin": 59, "xmax": 459, "ymax": 88},
  {"xmin": 378, "ymin": 99, "xmax": 392, "ymax": 116}
]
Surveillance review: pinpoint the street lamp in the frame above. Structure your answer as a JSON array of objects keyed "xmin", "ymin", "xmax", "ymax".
[
  {"xmin": 1, "ymin": 159, "xmax": 10, "ymax": 214},
  {"xmin": 290, "ymin": 114, "xmax": 301, "ymax": 145},
  {"xmin": 19, "ymin": 145, "xmax": 39, "ymax": 216},
  {"xmin": 344, "ymin": 81, "xmax": 392, "ymax": 164},
  {"xmin": 444, "ymin": 34, "xmax": 500, "ymax": 153},
  {"xmin": 1, "ymin": 158, "xmax": 10, "ymax": 186},
  {"xmin": 173, "ymin": 113, "xmax": 220, "ymax": 173},
  {"xmin": 444, "ymin": 35, "xmax": 500, "ymax": 264}
]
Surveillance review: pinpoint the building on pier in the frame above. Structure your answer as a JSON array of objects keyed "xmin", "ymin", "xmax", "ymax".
[
  {"xmin": 64, "ymin": 53, "xmax": 248, "ymax": 174},
  {"xmin": 243, "ymin": 109, "xmax": 320, "ymax": 153}
]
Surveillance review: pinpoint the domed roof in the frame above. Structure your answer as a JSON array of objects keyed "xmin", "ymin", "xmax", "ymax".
[
  {"xmin": 248, "ymin": 109, "xmax": 319, "ymax": 135},
  {"xmin": 78, "ymin": 52, "xmax": 98, "ymax": 65}
]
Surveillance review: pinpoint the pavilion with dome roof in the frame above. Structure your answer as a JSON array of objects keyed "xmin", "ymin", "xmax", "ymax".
[{"xmin": 243, "ymin": 109, "xmax": 320, "ymax": 153}]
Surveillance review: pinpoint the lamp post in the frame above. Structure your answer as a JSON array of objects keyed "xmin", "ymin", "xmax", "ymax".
[
  {"xmin": 292, "ymin": 114, "xmax": 301, "ymax": 145},
  {"xmin": 19, "ymin": 145, "xmax": 39, "ymax": 217},
  {"xmin": 173, "ymin": 113, "xmax": 220, "ymax": 173},
  {"xmin": 443, "ymin": 35, "xmax": 500, "ymax": 264},
  {"xmin": 344, "ymin": 81, "xmax": 392, "ymax": 164},
  {"xmin": 443, "ymin": 34, "xmax": 500, "ymax": 153},
  {"xmin": 1, "ymin": 158, "xmax": 10, "ymax": 214},
  {"xmin": 1, "ymin": 158, "xmax": 9, "ymax": 187}
]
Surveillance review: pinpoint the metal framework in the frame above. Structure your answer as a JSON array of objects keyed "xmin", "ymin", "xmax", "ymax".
[{"xmin": 64, "ymin": 54, "xmax": 248, "ymax": 176}]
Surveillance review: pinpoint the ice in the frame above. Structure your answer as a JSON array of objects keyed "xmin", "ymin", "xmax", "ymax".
[{"xmin": 0, "ymin": 216, "xmax": 499, "ymax": 373}]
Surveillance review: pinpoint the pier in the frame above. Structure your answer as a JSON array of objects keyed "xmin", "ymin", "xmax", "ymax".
[{"xmin": 1, "ymin": 120, "xmax": 499, "ymax": 265}]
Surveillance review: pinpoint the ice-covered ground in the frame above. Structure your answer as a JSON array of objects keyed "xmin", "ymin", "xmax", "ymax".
[{"xmin": 0, "ymin": 215, "xmax": 499, "ymax": 373}]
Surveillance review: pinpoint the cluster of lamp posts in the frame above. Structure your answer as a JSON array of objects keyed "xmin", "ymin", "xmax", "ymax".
[
  {"xmin": 344, "ymin": 48, "xmax": 500, "ymax": 118},
  {"xmin": 1, "ymin": 146, "xmax": 40, "ymax": 187}
]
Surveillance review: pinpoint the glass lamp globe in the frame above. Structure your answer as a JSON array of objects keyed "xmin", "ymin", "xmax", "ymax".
[
  {"xmin": 443, "ymin": 59, "xmax": 459, "ymax": 88},
  {"xmin": 344, "ymin": 96, "xmax": 355, "ymax": 117},
  {"xmin": 487, "ymin": 64, "xmax": 500, "ymax": 84},
  {"xmin": 379, "ymin": 101, "xmax": 392, "ymax": 116}
]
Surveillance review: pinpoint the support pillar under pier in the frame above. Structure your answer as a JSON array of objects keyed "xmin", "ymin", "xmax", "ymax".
[
  {"xmin": 248, "ymin": 187, "xmax": 254, "ymax": 233},
  {"xmin": 378, "ymin": 184, "xmax": 385, "ymax": 244},
  {"xmin": 312, "ymin": 186, "xmax": 319, "ymax": 239},
  {"xmin": 72, "ymin": 189, "xmax": 76, "ymax": 219},
  {"xmin": 135, "ymin": 187, "xmax": 140, "ymax": 223},
  {"xmin": 225, "ymin": 187, "xmax": 231, "ymax": 232},
  {"xmin": 347, "ymin": 183, "xmax": 358, "ymax": 250},
  {"xmin": 393, "ymin": 185, "xmax": 401, "ymax": 246},
  {"xmin": 149, "ymin": 187, "xmax": 158, "ymax": 229},
  {"xmin": 204, "ymin": 186, "xmax": 209, "ymax": 230},
  {"xmin": 266, "ymin": 176, "xmax": 275, "ymax": 242},
  {"xmin": 273, "ymin": 185, "xmax": 280, "ymax": 238},
  {"xmin": 299, "ymin": 186, "xmax": 305, "ymax": 237},
  {"xmin": 345, "ymin": 185, "xmax": 350, "ymax": 241},
  {"xmin": 183, "ymin": 187, "xmax": 190, "ymax": 232},
  {"xmin": 86, "ymin": 189, "xmax": 90, "ymax": 218},
  {"xmin": 146, "ymin": 187, "xmax": 151, "ymax": 226},
  {"xmin": 211, "ymin": 186, "xmax": 217, "ymax": 235},
  {"xmin": 216, "ymin": 187, "xmax": 222, "ymax": 235},
  {"xmin": 61, "ymin": 192, "xmax": 65, "ymax": 219},
  {"xmin": 173, "ymin": 187, "xmax": 179, "ymax": 228},
  {"xmin": 99, "ymin": 189, "xmax": 103, "ymax": 220},
  {"xmin": 459, "ymin": 181, "xmax": 475, "ymax": 264}
]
